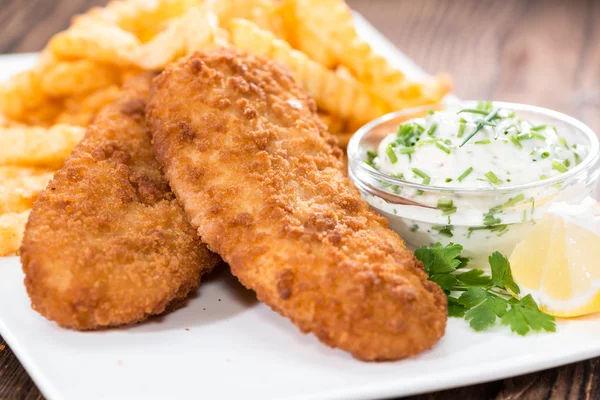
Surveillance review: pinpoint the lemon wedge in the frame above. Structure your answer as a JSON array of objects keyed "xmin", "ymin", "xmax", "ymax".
[{"xmin": 509, "ymin": 197, "xmax": 600, "ymax": 317}]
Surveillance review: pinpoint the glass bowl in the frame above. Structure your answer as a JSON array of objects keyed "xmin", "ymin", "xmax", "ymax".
[{"xmin": 347, "ymin": 101, "xmax": 600, "ymax": 268}]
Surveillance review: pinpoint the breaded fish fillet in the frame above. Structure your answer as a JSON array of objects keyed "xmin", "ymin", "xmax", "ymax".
[
  {"xmin": 21, "ymin": 73, "xmax": 219, "ymax": 330},
  {"xmin": 147, "ymin": 49, "xmax": 447, "ymax": 361}
]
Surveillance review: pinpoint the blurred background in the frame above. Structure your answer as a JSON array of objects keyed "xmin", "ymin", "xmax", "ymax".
[
  {"xmin": 0, "ymin": 0, "xmax": 599, "ymax": 399},
  {"xmin": 1, "ymin": 0, "xmax": 598, "ymax": 133}
]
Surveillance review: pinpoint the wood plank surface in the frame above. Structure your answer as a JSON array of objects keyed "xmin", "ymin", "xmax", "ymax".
[{"xmin": 0, "ymin": 0, "xmax": 599, "ymax": 399}]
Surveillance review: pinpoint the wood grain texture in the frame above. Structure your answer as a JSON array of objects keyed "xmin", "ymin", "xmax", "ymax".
[{"xmin": 1, "ymin": 0, "xmax": 599, "ymax": 399}]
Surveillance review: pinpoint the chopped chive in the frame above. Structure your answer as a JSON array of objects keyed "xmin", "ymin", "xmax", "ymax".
[
  {"xmin": 478, "ymin": 121, "xmax": 497, "ymax": 127},
  {"xmin": 428, "ymin": 109, "xmax": 435, "ymax": 115},
  {"xmin": 484, "ymin": 171, "xmax": 500, "ymax": 185},
  {"xmin": 540, "ymin": 174, "xmax": 548, "ymax": 180},
  {"xmin": 398, "ymin": 147, "xmax": 415, "ymax": 154},
  {"xmin": 484, "ymin": 215, "xmax": 502, "ymax": 225},
  {"xmin": 552, "ymin": 160, "xmax": 568, "ymax": 173},
  {"xmin": 366, "ymin": 150, "xmax": 377, "ymax": 159},
  {"xmin": 497, "ymin": 228, "xmax": 510, "ymax": 237},
  {"xmin": 509, "ymin": 136, "xmax": 522, "ymax": 148},
  {"xmin": 564, "ymin": 158, "xmax": 571, "ymax": 168},
  {"xmin": 558, "ymin": 137, "xmax": 569, "ymax": 149},
  {"xmin": 530, "ymin": 124, "xmax": 547, "ymax": 131},
  {"xmin": 469, "ymin": 224, "xmax": 507, "ymax": 232},
  {"xmin": 410, "ymin": 224, "xmax": 419, "ymax": 232},
  {"xmin": 437, "ymin": 199, "xmax": 454, "ymax": 209},
  {"xmin": 574, "ymin": 151, "xmax": 582, "ymax": 165},
  {"xmin": 541, "ymin": 151, "xmax": 550, "ymax": 159},
  {"xmin": 445, "ymin": 178, "xmax": 453, "ymax": 183},
  {"xmin": 460, "ymin": 108, "xmax": 501, "ymax": 147},
  {"xmin": 477, "ymin": 101, "xmax": 493, "ymax": 112},
  {"xmin": 531, "ymin": 133, "xmax": 546, "ymax": 140},
  {"xmin": 435, "ymin": 141, "xmax": 451, "ymax": 154},
  {"xmin": 474, "ymin": 139, "xmax": 491, "ymax": 145},
  {"xmin": 397, "ymin": 124, "xmax": 413, "ymax": 137},
  {"xmin": 417, "ymin": 138, "xmax": 437, "ymax": 147},
  {"xmin": 530, "ymin": 197, "xmax": 535, "ymax": 215},
  {"xmin": 396, "ymin": 123, "xmax": 420, "ymax": 147},
  {"xmin": 517, "ymin": 133, "xmax": 545, "ymax": 141},
  {"xmin": 458, "ymin": 167, "xmax": 473, "ymax": 182},
  {"xmin": 442, "ymin": 207, "xmax": 457, "ymax": 216},
  {"xmin": 457, "ymin": 108, "xmax": 489, "ymax": 116},
  {"xmin": 502, "ymin": 193, "xmax": 525, "ymax": 208},
  {"xmin": 386, "ymin": 145, "xmax": 398, "ymax": 164},
  {"xmin": 433, "ymin": 225, "xmax": 453, "ymax": 237},
  {"xmin": 492, "ymin": 224, "xmax": 508, "ymax": 233},
  {"xmin": 412, "ymin": 168, "xmax": 431, "ymax": 183},
  {"xmin": 458, "ymin": 118, "xmax": 467, "ymax": 138},
  {"xmin": 416, "ymin": 190, "xmax": 424, "ymax": 195},
  {"xmin": 427, "ymin": 123, "xmax": 439, "ymax": 136}
]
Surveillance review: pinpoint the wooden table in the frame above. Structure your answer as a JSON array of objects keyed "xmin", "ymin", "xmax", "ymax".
[{"xmin": 1, "ymin": 0, "xmax": 599, "ymax": 399}]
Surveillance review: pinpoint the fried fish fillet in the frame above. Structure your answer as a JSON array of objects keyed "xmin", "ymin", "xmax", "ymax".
[
  {"xmin": 147, "ymin": 49, "xmax": 447, "ymax": 361},
  {"xmin": 21, "ymin": 73, "xmax": 219, "ymax": 330}
]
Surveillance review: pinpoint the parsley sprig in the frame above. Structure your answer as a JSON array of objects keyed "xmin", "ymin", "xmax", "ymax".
[{"xmin": 415, "ymin": 243, "xmax": 556, "ymax": 335}]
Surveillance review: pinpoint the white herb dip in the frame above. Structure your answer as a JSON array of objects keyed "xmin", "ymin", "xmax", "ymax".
[{"xmin": 360, "ymin": 102, "xmax": 592, "ymax": 268}]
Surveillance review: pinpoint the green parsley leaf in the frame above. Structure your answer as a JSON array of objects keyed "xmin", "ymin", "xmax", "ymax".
[
  {"xmin": 447, "ymin": 296, "xmax": 469, "ymax": 318},
  {"xmin": 458, "ymin": 287, "xmax": 488, "ymax": 308},
  {"xmin": 415, "ymin": 242, "xmax": 463, "ymax": 275},
  {"xmin": 489, "ymin": 252, "xmax": 520, "ymax": 294},
  {"xmin": 460, "ymin": 288, "xmax": 508, "ymax": 331},
  {"xmin": 416, "ymin": 242, "xmax": 556, "ymax": 336},
  {"xmin": 501, "ymin": 294, "xmax": 556, "ymax": 335},
  {"xmin": 456, "ymin": 269, "xmax": 493, "ymax": 286},
  {"xmin": 429, "ymin": 273, "xmax": 458, "ymax": 292}
]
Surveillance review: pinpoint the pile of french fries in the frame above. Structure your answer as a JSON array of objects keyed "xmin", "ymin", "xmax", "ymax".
[{"xmin": 0, "ymin": 0, "xmax": 451, "ymax": 256}]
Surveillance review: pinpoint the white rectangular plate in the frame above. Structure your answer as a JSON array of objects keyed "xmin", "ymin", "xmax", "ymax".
[{"xmin": 1, "ymin": 14, "xmax": 600, "ymax": 400}]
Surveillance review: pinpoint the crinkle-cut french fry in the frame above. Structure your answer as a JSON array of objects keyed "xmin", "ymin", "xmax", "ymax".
[
  {"xmin": 230, "ymin": 18, "xmax": 387, "ymax": 127},
  {"xmin": 0, "ymin": 51, "xmax": 58, "ymax": 124},
  {"xmin": 318, "ymin": 112, "xmax": 345, "ymax": 134},
  {"xmin": 86, "ymin": 0, "xmax": 204, "ymax": 42},
  {"xmin": 48, "ymin": 19, "xmax": 141, "ymax": 66},
  {"xmin": 0, "ymin": 53, "xmax": 68, "ymax": 125},
  {"xmin": 57, "ymin": 85, "xmax": 123, "ymax": 126},
  {"xmin": 0, "ymin": 69, "xmax": 45, "ymax": 123},
  {"xmin": 0, "ymin": 124, "xmax": 85, "ymax": 168},
  {"xmin": 41, "ymin": 59, "xmax": 120, "ymax": 97},
  {"xmin": 208, "ymin": 0, "xmax": 286, "ymax": 38},
  {"xmin": 131, "ymin": 6, "xmax": 229, "ymax": 69},
  {"xmin": 0, "ymin": 167, "xmax": 53, "ymax": 214},
  {"xmin": 0, "ymin": 211, "xmax": 29, "ymax": 256},
  {"xmin": 290, "ymin": 0, "xmax": 451, "ymax": 109}
]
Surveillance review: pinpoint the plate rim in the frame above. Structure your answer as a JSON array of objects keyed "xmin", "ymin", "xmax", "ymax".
[{"xmin": 1, "ymin": 15, "xmax": 599, "ymax": 400}]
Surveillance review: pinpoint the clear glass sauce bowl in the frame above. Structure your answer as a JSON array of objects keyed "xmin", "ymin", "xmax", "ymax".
[{"xmin": 347, "ymin": 101, "xmax": 600, "ymax": 268}]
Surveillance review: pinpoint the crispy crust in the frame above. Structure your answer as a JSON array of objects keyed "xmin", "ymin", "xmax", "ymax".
[
  {"xmin": 20, "ymin": 73, "xmax": 219, "ymax": 330},
  {"xmin": 147, "ymin": 48, "xmax": 447, "ymax": 361}
]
